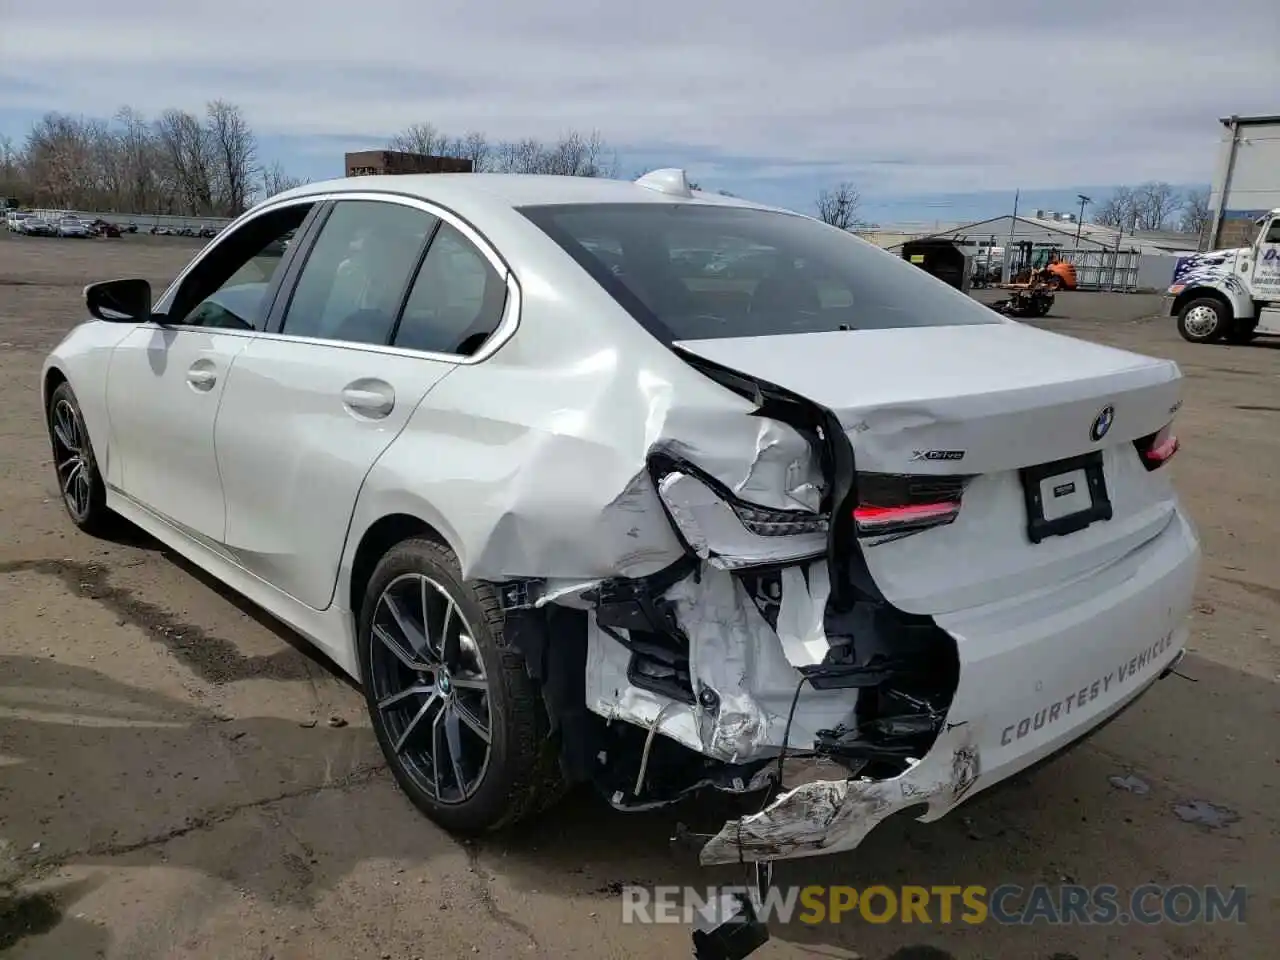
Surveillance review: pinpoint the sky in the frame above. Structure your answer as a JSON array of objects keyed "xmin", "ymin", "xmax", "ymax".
[{"xmin": 1, "ymin": 0, "xmax": 1277, "ymax": 225}]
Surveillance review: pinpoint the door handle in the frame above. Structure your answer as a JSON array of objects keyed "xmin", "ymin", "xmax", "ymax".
[
  {"xmin": 342, "ymin": 380, "xmax": 395, "ymax": 418},
  {"xmin": 187, "ymin": 367, "xmax": 217, "ymax": 390}
]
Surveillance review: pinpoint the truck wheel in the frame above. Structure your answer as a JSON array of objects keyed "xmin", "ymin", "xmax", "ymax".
[
  {"xmin": 357, "ymin": 537, "xmax": 564, "ymax": 835},
  {"xmin": 1177, "ymin": 298, "xmax": 1227, "ymax": 343}
]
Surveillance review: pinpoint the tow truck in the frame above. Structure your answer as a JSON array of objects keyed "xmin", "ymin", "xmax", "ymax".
[{"xmin": 1165, "ymin": 208, "xmax": 1280, "ymax": 344}]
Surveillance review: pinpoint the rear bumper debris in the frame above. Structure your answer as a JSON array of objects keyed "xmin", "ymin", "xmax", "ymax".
[{"xmin": 700, "ymin": 508, "xmax": 1198, "ymax": 865}]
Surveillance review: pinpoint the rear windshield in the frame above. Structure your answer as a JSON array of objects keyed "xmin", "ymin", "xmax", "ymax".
[{"xmin": 520, "ymin": 202, "xmax": 1000, "ymax": 342}]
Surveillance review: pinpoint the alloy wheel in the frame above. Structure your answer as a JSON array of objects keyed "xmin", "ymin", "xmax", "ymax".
[
  {"xmin": 367, "ymin": 573, "xmax": 493, "ymax": 804},
  {"xmin": 51, "ymin": 399, "xmax": 92, "ymax": 521}
]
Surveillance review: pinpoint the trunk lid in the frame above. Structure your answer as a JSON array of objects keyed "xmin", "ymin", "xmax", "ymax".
[{"xmin": 675, "ymin": 324, "xmax": 1184, "ymax": 615}]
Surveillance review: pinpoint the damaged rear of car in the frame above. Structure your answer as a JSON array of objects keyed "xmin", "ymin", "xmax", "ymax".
[{"xmin": 395, "ymin": 189, "xmax": 1199, "ymax": 868}]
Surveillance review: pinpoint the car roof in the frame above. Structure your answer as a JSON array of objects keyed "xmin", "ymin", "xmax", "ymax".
[{"xmin": 267, "ymin": 171, "xmax": 794, "ymax": 218}]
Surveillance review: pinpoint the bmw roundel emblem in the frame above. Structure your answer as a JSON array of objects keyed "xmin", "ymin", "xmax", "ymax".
[{"xmin": 1090, "ymin": 405, "xmax": 1115, "ymax": 442}]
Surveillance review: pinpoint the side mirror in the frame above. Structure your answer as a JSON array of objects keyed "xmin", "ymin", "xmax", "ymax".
[{"xmin": 85, "ymin": 278, "xmax": 152, "ymax": 323}]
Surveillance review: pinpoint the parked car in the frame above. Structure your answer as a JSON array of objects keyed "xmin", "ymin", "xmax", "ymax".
[
  {"xmin": 56, "ymin": 216, "xmax": 92, "ymax": 238},
  {"xmin": 41, "ymin": 170, "xmax": 1199, "ymax": 876},
  {"xmin": 6, "ymin": 211, "xmax": 31, "ymax": 232},
  {"xmin": 22, "ymin": 216, "xmax": 56, "ymax": 237}
]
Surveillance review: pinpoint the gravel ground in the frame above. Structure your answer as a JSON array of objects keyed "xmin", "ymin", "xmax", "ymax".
[{"xmin": 1, "ymin": 232, "xmax": 1276, "ymax": 960}]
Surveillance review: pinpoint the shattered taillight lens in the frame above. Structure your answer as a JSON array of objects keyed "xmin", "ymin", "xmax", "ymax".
[
  {"xmin": 852, "ymin": 473, "xmax": 968, "ymax": 539},
  {"xmin": 732, "ymin": 501, "xmax": 829, "ymax": 536},
  {"xmin": 1134, "ymin": 423, "xmax": 1179, "ymax": 471}
]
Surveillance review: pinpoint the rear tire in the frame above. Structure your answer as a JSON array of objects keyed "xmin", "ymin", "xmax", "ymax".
[
  {"xmin": 358, "ymin": 537, "xmax": 564, "ymax": 834},
  {"xmin": 46, "ymin": 381, "xmax": 116, "ymax": 535},
  {"xmin": 1177, "ymin": 297, "xmax": 1227, "ymax": 343}
]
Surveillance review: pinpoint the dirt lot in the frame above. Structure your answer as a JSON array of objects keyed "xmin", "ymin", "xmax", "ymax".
[{"xmin": 1, "ymin": 232, "xmax": 1276, "ymax": 960}]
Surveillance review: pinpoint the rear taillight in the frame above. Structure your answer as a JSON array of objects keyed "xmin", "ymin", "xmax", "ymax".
[
  {"xmin": 1134, "ymin": 423, "xmax": 1179, "ymax": 471},
  {"xmin": 852, "ymin": 473, "xmax": 968, "ymax": 539}
]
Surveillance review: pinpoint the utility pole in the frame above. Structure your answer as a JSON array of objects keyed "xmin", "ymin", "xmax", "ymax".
[
  {"xmin": 1074, "ymin": 194, "xmax": 1091, "ymax": 251},
  {"xmin": 1005, "ymin": 188, "xmax": 1019, "ymax": 283}
]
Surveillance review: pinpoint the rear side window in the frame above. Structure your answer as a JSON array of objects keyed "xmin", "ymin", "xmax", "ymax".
[
  {"xmin": 282, "ymin": 200, "xmax": 437, "ymax": 345},
  {"xmin": 520, "ymin": 203, "xmax": 1000, "ymax": 342},
  {"xmin": 393, "ymin": 223, "xmax": 507, "ymax": 356}
]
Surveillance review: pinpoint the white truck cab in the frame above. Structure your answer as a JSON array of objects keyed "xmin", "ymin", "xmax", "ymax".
[{"xmin": 1165, "ymin": 208, "xmax": 1280, "ymax": 343}]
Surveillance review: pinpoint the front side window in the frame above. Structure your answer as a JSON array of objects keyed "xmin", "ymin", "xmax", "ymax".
[
  {"xmin": 281, "ymin": 200, "xmax": 438, "ymax": 345},
  {"xmin": 520, "ymin": 203, "xmax": 1001, "ymax": 343},
  {"xmin": 168, "ymin": 203, "xmax": 313, "ymax": 330},
  {"xmin": 392, "ymin": 223, "xmax": 507, "ymax": 356},
  {"xmin": 1262, "ymin": 218, "xmax": 1280, "ymax": 244}
]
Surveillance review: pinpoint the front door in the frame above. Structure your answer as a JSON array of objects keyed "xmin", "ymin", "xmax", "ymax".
[
  {"xmin": 1251, "ymin": 216, "xmax": 1280, "ymax": 302},
  {"xmin": 213, "ymin": 197, "xmax": 510, "ymax": 609},
  {"xmin": 104, "ymin": 202, "xmax": 315, "ymax": 541}
]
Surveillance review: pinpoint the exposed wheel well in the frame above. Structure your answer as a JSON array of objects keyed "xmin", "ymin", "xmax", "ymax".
[
  {"xmin": 348, "ymin": 513, "xmax": 447, "ymax": 619},
  {"xmin": 43, "ymin": 367, "xmax": 68, "ymax": 411},
  {"xmin": 1172, "ymin": 287, "xmax": 1231, "ymax": 318}
]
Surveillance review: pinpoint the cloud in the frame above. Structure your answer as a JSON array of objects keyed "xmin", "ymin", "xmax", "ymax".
[{"xmin": 1, "ymin": 0, "xmax": 1276, "ymax": 197}]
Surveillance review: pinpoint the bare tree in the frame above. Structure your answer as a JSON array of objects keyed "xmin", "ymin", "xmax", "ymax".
[
  {"xmin": 260, "ymin": 160, "xmax": 309, "ymax": 198},
  {"xmin": 115, "ymin": 107, "xmax": 161, "ymax": 212},
  {"xmin": 1133, "ymin": 181, "xmax": 1180, "ymax": 231},
  {"xmin": 453, "ymin": 131, "xmax": 492, "ymax": 172},
  {"xmin": 4, "ymin": 101, "xmax": 301, "ymax": 216},
  {"xmin": 1179, "ymin": 187, "xmax": 1211, "ymax": 237},
  {"xmin": 154, "ymin": 108, "xmax": 217, "ymax": 215},
  {"xmin": 815, "ymin": 182, "xmax": 861, "ymax": 230},
  {"xmin": 536, "ymin": 130, "xmax": 615, "ymax": 177},
  {"xmin": 1094, "ymin": 186, "xmax": 1137, "ymax": 230},
  {"xmin": 23, "ymin": 114, "xmax": 97, "ymax": 208},
  {"xmin": 0, "ymin": 134, "xmax": 24, "ymax": 200},
  {"xmin": 206, "ymin": 100, "xmax": 258, "ymax": 215},
  {"xmin": 1096, "ymin": 182, "xmax": 1182, "ymax": 232},
  {"xmin": 389, "ymin": 124, "xmax": 615, "ymax": 177},
  {"xmin": 389, "ymin": 122, "xmax": 449, "ymax": 157}
]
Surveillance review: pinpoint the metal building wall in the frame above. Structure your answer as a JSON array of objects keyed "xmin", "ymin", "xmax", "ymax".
[{"xmin": 1209, "ymin": 117, "xmax": 1280, "ymax": 249}]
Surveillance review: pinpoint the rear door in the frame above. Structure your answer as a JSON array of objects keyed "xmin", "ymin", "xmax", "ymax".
[{"xmin": 212, "ymin": 195, "xmax": 511, "ymax": 610}]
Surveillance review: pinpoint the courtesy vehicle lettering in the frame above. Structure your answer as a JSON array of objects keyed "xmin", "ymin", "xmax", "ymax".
[{"xmin": 1000, "ymin": 631, "xmax": 1175, "ymax": 746}]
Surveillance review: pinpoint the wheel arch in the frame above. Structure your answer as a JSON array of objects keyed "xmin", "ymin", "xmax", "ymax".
[
  {"xmin": 1172, "ymin": 286, "xmax": 1233, "ymax": 319},
  {"xmin": 42, "ymin": 364, "xmax": 69, "ymax": 411},
  {"xmin": 347, "ymin": 512, "xmax": 452, "ymax": 628}
]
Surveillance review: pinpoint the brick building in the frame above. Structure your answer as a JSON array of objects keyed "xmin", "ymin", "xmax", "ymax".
[{"xmin": 343, "ymin": 151, "xmax": 473, "ymax": 177}]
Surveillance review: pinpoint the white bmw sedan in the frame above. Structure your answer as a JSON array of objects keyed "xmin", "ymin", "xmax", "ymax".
[{"xmin": 42, "ymin": 170, "xmax": 1199, "ymax": 865}]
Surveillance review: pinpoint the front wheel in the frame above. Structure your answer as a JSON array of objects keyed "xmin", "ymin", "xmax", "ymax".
[
  {"xmin": 1177, "ymin": 297, "xmax": 1227, "ymax": 343},
  {"xmin": 358, "ymin": 537, "xmax": 564, "ymax": 834},
  {"xmin": 46, "ymin": 381, "xmax": 115, "ymax": 535}
]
